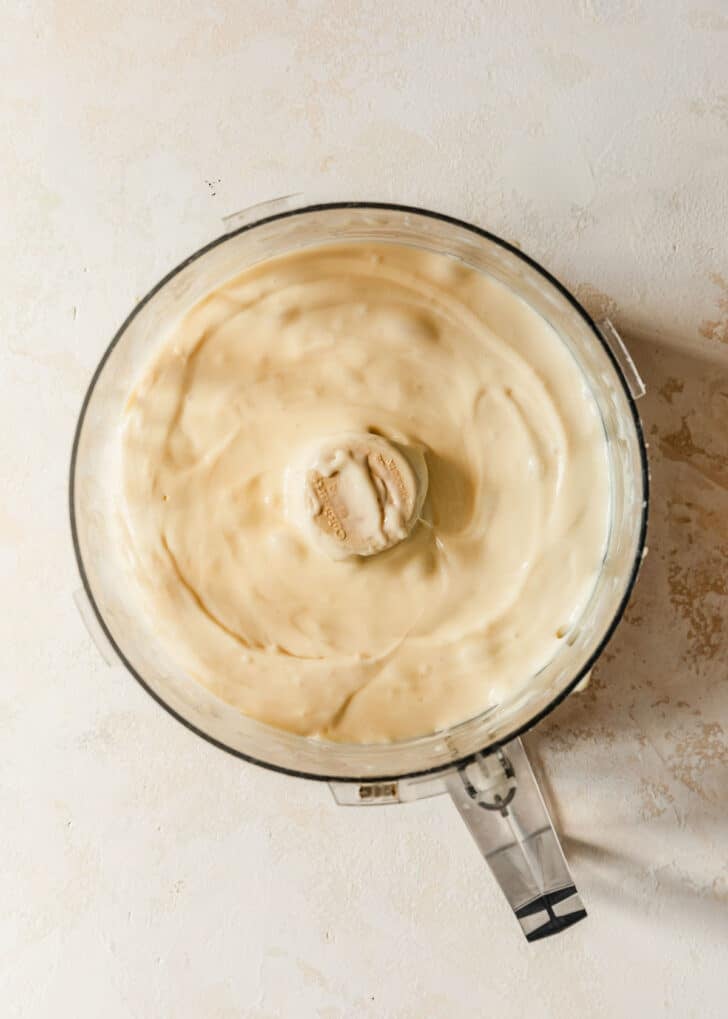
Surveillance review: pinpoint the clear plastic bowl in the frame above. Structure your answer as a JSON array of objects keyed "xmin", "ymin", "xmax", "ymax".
[{"xmin": 69, "ymin": 202, "xmax": 648, "ymax": 782}]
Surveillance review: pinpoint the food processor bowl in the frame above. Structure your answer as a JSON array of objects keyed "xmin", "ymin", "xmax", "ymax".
[{"xmin": 70, "ymin": 201, "xmax": 648, "ymax": 939}]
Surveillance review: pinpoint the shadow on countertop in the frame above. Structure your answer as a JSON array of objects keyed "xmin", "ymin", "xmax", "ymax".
[{"xmin": 525, "ymin": 329, "xmax": 728, "ymax": 933}]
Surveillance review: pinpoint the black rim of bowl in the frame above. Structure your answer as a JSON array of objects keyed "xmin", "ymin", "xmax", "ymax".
[{"xmin": 68, "ymin": 201, "xmax": 650, "ymax": 784}]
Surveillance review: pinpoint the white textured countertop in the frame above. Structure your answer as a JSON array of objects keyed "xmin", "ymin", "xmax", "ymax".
[{"xmin": 3, "ymin": 3, "xmax": 727, "ymax": 1017}]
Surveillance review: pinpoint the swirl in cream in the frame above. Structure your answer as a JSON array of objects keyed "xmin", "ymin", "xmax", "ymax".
[{"xmin": 122, "ymin": 243, "xmax": 609, "ymax": 742}]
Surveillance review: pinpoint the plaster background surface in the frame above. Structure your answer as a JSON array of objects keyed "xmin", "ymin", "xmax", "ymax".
[{"xmin": 2, "ymin": 2, "xmax": 727, "ymax": 1016}]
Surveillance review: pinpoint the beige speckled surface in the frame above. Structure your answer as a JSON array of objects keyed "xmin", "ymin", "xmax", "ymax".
[{"xmin": 2, "ymin": 2, "xmax": 727, "ymax": 1017}]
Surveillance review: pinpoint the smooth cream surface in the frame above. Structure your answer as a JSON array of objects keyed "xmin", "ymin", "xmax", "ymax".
[{"xmin": 122, "ymin": 243, "xmax": 610, "ymax": 743}]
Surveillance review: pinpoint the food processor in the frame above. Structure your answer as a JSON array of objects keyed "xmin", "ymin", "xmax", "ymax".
[{"xmin": 69, "ymin": 200, "xmax": 648, "ymax": 941}]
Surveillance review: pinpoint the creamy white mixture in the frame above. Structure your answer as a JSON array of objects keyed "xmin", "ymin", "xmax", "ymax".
[{"xmin": 122, "ymin": 243, "xmax": 610, "ymax": 743}]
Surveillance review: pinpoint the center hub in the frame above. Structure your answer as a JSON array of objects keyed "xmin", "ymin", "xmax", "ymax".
[{"xmin": 286, "ymin": 432, "xmax": 428, "ymax": 560}]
